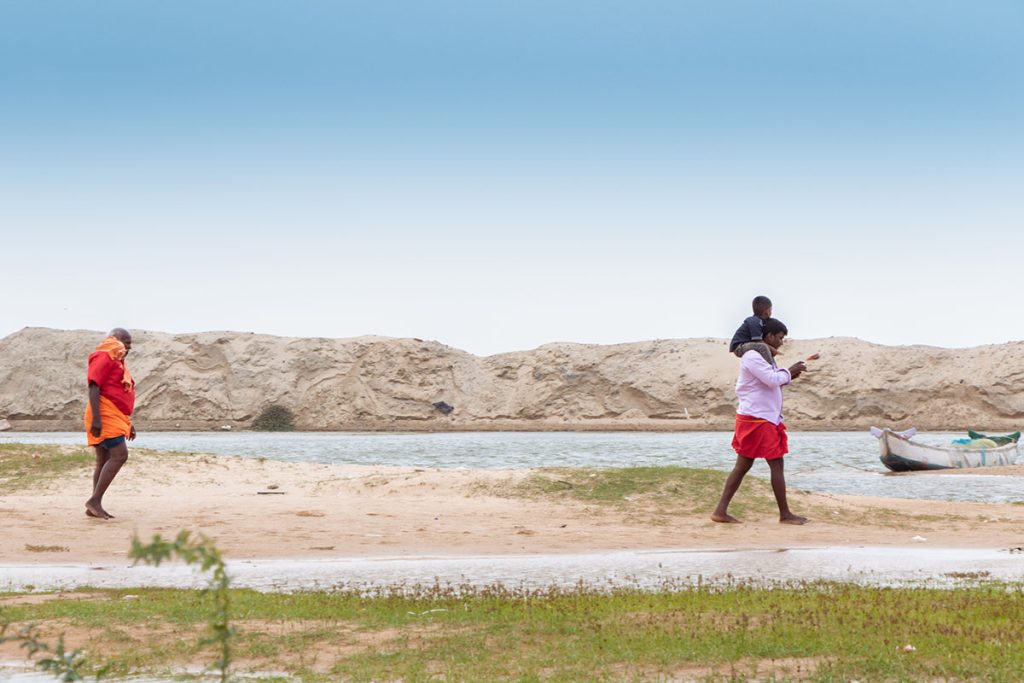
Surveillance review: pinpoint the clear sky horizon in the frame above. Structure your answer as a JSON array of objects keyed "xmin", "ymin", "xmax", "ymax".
[{"xmin": 2, "ymin": 2, "xmax": 1021, "ymax": 355}]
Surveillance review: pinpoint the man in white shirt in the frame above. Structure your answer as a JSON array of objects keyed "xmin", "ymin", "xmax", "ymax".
[{"xmin": 711, "ymin": 318, "xmax": 809, "ymax": 525}]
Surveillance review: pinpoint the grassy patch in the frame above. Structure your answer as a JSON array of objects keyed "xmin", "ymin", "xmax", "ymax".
[
  {"xmin": 843, "ymin": 505, "xmax": 969, "ymax": 529},
  {"xmin": 478, "ymin": 466, "xmax": 960, "ymax": 529},
  {"xmin": 3, "ymin": 583, "xmax": 1024, "ymax": 681},
  {"xmin": 0, "ymin": 444, "xmax": 202, "ymax": 494},
  {"xmin": 483, "ymin": 466, "xmax": 785, "ymax": 520},
  {"xmin": 0, "ymin": 443, "xmax": 93, "ymax": 493}
]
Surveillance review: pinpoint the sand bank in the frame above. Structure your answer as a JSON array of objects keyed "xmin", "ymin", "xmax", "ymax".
[
  {"xmin": 7, "ymin": 327, "xmax": 1024, "ymax": 432},
  {"xmin": 2, "ymin": 450, "xmax": 1023, "ymax": 566}
]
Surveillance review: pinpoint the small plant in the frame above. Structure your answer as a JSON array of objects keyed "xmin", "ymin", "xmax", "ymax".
[
  {"xmin": 129, "ymin": 531, "xmax": 234, "ymax": 683},
  {"xmin": 251, "ymin": 404, "xmax": 295, "ymax": 431},
  {"xmin": 2, "ymin": 532, "xmax": 236, "ymax": 682},
  {"xmin": 0, "ymin": 622, "xmax": 95, "ymax": 682}
]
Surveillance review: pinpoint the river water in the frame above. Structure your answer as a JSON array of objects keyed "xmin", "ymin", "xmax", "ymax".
[{"xmin": 2, "ymin": 430, "xmax": 1021, "ymax": 503}]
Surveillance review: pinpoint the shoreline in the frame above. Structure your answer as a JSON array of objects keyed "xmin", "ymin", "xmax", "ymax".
[
  {"xmin": 3, "ymin": 421, "xmax": 828, "ymax": 433},
  {"xmin": 4, "ymin": 423, "xmax": 1015, "ymax": 433},
  {"xmin": 3, "ymin": 448, "xmax": 1024, "ymax": 566}
]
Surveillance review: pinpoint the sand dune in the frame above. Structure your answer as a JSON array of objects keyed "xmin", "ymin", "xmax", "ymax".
[{"xmin": 2, "ymin": 327, "xmax": 1024, "ymax": 431}]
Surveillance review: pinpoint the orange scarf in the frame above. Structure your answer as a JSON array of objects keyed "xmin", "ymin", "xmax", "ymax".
[{"xmin": 95, "ymin": 337, "xmax": 134, "ymax": 391}]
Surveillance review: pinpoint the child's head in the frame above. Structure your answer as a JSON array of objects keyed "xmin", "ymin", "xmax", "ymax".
[{"xmin": 752, "ymin": 295, "xmax": 772, "ymax": 319}]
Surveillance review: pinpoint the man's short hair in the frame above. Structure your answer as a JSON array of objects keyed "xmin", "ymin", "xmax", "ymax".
[
  {"xmin": 752, "ymin": 296, "xmax": 772, "ymax": 316},
  {"xmin": 763, "ymin": 318, "xmax": 788, "ymax": 337}
]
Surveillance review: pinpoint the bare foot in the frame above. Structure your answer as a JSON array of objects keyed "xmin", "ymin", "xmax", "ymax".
[
  {"xmin": 780, "ymin": 514, "xmax": 808, "ymax": 525},
  {"xmin": 711, "ymin": 513, "xmax": 742, "ymax": 523},
  {"xmin": 85, "ymin": 501, "xmax": 111, "ymax": 520}
]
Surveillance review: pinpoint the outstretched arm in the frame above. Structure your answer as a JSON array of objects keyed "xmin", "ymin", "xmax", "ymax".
[{"xmin": 741, "ymin": 352, "xmax": 801, "ymax": 386}]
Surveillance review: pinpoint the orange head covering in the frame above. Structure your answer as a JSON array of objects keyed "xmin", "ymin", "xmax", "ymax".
[{"xmin": 95, "ymin": 336, "xmax": 134, "ymax": 391}]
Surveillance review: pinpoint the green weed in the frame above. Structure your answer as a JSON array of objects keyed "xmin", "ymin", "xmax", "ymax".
[
  {"xmin": 488, "ymin": 466, "xmax": 784, "ymax": 519},
  {"xmin": 0, "ymin": 444, "xmax": 92, "ymax": 493},
  {"xmin": 5, "ymin": 581, "xmax": 1024, "ymax": 682}
]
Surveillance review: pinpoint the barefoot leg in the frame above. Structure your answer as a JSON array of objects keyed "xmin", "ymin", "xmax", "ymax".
[
  {"xmin": 710, "ymin": 512, "xmax": 742, "ymax": 524},
  {"xmin": 711, "ymin": 455, "xmax": 754, "ymax": 523},
  {"xmin": 86, "ymin": 445, "xmax": 111, "ymax": 519},
  {"xmin": 86, "ymin": 441, "xmax": 128, "ymax": 519},
  {"xmin": 84, "ymin": 501, "xmax": 110, "ymax": 519},
  {"xmin": 767, "ymin": 457, "xmax": 807, "ymax": 524}
]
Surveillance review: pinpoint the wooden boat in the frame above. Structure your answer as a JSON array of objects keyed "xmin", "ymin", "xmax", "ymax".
[{"xmin": 876, "ymin": 428, "xmax": 1019, "ymax": 472}]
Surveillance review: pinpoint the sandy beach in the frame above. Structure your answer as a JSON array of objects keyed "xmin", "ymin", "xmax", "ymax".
[{"xmin": 3, "ymin": 449, "xmax": 1023, "ymax": 566}]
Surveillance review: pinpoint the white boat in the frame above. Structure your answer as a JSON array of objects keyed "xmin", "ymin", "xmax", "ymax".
[{"xmin": 874, "ymin": 428, "xmax": 1019, "ymax": 471}]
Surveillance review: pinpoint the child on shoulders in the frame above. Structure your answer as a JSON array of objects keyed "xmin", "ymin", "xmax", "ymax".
[{"xmin": 729, "ymin": 295, "xmax": 774, "ymax": 365}]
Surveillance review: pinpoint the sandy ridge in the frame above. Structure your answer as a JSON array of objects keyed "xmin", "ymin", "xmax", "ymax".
[{"xmin": 3, "ymin": 327, "xmax": 1024, "ymax": 432}]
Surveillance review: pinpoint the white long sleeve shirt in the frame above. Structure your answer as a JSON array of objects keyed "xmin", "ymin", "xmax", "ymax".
[{"xmin": 735, "ymin": 350, "xmax": 792, "ymax": 425}]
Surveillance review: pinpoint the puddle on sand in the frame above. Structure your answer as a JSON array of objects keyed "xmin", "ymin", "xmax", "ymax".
[
  {"xmin": 0, "ymin": 668, "xmax": 174, "ymax": 683},
  {"xmin": 2, "ymin": 547, "xmax": 1022, "ymax": 594},
  {"xmin": 0, "ymin": 662, "xmax": 277, "ymax": 682}
]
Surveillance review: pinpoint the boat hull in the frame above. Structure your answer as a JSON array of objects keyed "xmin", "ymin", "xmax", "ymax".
[{"xmin": 879, "ymin": 430, "xmax": 1018, "ymax": 472}]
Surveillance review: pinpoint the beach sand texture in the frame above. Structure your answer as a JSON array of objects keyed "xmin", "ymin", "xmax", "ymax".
[
  {"xmin": 4, "ymin": 449, "xmax": 1024, "ymax": 565},
  {"xmin": 3, "ymin": 327, "xmax": 1024, "ymax": 432}
]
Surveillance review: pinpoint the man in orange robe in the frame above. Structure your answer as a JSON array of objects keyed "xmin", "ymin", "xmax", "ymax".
[{"xmin": 83, "ymin": 328, "xmax": 136, "ymax": 519}]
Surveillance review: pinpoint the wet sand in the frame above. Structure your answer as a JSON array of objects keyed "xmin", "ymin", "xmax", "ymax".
[
  {"xmin": 5, "ymin": 547, "xmax": 1024, "ymax": 594},
  {"xmin": 928, "ymin": 464, "xmax": 1024, "ymax": 476},
  {"xmin": 3, "ymin": 450, "xmax": 1024, "ymax": 566}
]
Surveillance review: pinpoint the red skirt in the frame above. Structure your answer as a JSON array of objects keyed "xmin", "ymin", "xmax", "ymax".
[{"xmin": 732, "ymin": 415, "xmax": 788, "ymax": 460}]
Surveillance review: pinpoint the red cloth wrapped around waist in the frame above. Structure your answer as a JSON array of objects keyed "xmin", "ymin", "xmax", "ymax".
[{"xmin": 731, "ymin": 414, "xmax": 788, "ymax": 460}]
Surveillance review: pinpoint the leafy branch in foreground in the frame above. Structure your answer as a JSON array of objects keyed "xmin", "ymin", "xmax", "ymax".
[
  {"xmin": 129, "ymin": 530, "xmax": 234, "ymax": 683},
  {"xmin": 0, "ymin": 621, "xmax": 97, "ymax": 682}
]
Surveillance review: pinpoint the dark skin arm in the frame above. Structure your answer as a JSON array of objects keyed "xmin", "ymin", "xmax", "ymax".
[
  {"xmin": 767, "ymin": 338, "xmax": 809, "ymax": 380},
  {"xmin": 90, "ymin": 384, "xmax": 136, "ymax": 440},
  {"xmin": 89, "ymin": 383, "xmax": 103, "ymax": 437},
  {"xmin": 788, "ymin": 361, "xmax": 807, "ymax": 379}
]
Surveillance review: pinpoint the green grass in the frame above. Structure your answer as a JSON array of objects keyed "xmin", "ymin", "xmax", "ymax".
[
  {"xmin": 484, "ymin": 466, "xmax": 790, "ymax": 521},
  {"xmin": 0, "ymin": 443, "xmax": 93, "ymax": 493},
  {"xmin": 0, "ymin": 444, "xmax": 200, "ymax": 494},
  {"xmin": 482, "ymin": 466, "xmax": 962, "ymax": 528},
  {"xmin": 3, "ymin": 583, "xmax": 1024, "ymax": 681}
]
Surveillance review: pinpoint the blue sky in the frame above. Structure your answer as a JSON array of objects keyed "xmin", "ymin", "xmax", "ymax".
[{"xmin": 2, "ymin": 1, "xmax": 1022, "ymax": 354}]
